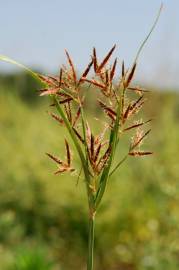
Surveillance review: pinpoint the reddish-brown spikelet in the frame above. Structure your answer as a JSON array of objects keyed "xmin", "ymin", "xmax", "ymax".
[
  {"xmin": 97, "ymin": 146, "xmax": 111, "ymax": 172},
  {"xmin": 124, "ymin": 122, "xmax": 143, "ymax": 132},
  {"xmin": 123, "ymin": 119, "xmax": 152, "ymax": 132},
  {"xmin": 39, "ymin": 87, "xmax": 60, "ymax": 96},
  {"xmin": 107, "ymin": 111, "xmax": 116, "ymax": 122},
  {"xmin": 79, "ymin": 59, "xmax": 93, "ymax": 83},
  {"xmin": 87, "ymin": 145, "xmax": 93, "ymax": 166},
  {"xmin": 59, "ymin": 68, "xmax": 63, "ymax": 87},
  {"xmin": 72, "ymin": 127, "xmax": 84, "ymax": 144},
  {"xmin": 105, "ymin": 70, "xmax": 109, "ymax": 86},
  {"xmin": 54, "ymin": 168, "xmax": 66, "ymax": 174},
  {"xmin": 38, "ymin": 75, "xmax": 57, "ymax": 87},
  {"xmin": 129, "ymin": 101, "xmax": 145, "ymax": 119},
  {"xmin": 110, "ymin": 58, "xmax": 117, "ymax": 81},
  {"xmin": 94, "ymin": 125, "xmax": 109, "ymax": 145},
  {"xmin": 54, "ymin": 165, "xmax": 75, "ymax": 175},
  {"xmin": 62, "ymin": 65, "xmax": 73, "ymax": 82},
  {"xmin": 64, "ymin": 104, "xmax": 70, "ymax": 122},
  {"xmin": 50, "ymin": 112, "xmax": 64, "ymax": 125},
  {"xmin": 125, "ymin": 62, "xmax": 137, "ymax": 88},
  {"xmin": 131, "ymin": 129, "xmax": 151, "ymax": 150},
  {"xmin": 90, "ymin": 134, "xmax": 95, "ymax": 159},
  {"xmin": 130, "ymin": 102, "xmax": 145, "ymax": 121},
  {"xmin": 94, "ymin": 143, "xmax": 102, "ymax": 163},
  {"xmin": 93, "ymin": 47, "xmax": 98, "ymax": 72},
  {"xmin": 56, "ymin": 92, "xmax": 72, "ymax": 99},
  {"xmin": 59, "ymin": 97, "xmax": 73, "ymax": 104},
  {"xmin": 67, "ymin": 101, "xmax": 72, "ymax": 122},
  {"xmin": 64, "ymin": 102, "xmax": 72, "ymax": 123},
  {"xmin": 122, "ymin": 61, "xmax": 125, "ymax": 78},
  {"xmin": 81, "ymin": 78, "xmax": 106, "ymax": 89},
  {"xmin": 123, "ymin": 96, "xmax": 144, "ymax": 123},
  {"xmin": 122, "ymin": 104, "xmax": 132, "ymax": 123},
  {"xmin": 130, "ymin": 96, "xmax": 143, "ymax": 111},
  {"xmin": 48, "ymin": 76, "xmax": 59, "ymax": 83},
  {"xmin": 129, "ymin": 151, "xmax": 153, "ymax": 156},
  {"xmin": 65, "ymin": 139, "xmax": 71, "ymax": 166},
  {"xmin": 98, "ymin": 100, "xmax": 116, "ymax": 121},
  {"xmin": 46, "ymin": 153, "xmax": 63, "ymax": 165},
  {"xmin": 65, "ymin": 50, "xmax": 77, "ymax": 83},
  {"xmin": 97, "ymin": 45, "xmax": 116, "ymax": 73},
  {"xmin": 98, "ymin": 100, "xmax": 116, "ymax": 116}
]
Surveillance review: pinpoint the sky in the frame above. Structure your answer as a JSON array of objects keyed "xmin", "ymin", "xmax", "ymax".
[{"xmin": 0, "ymin": 0, "xmax": 178, "ymax": 88}]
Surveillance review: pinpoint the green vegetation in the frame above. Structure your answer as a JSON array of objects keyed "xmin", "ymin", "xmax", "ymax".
[
  {"xmin": 0, "ymin": 72, "xmax": 41, "ymax": 104},
  {"xmin": 0, "ymin": 74, "xmax": 179, "ymax": 269},
  {"xmin": 9, "ymin": 248, "xmax": 54, "ymax": 270}
]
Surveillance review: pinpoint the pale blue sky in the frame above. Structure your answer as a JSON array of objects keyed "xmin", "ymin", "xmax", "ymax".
[{"xmin": 0, "ymin": 0, "xmax": 178, "ymax": 88}]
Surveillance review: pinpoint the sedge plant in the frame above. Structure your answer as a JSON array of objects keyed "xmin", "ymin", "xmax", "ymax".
[
  {"xmin": 0, "ymin": 5, "xmax": 162, "ymax": 270},
  {"xmin": 38, "ymin": 44, "xmax": 153, "ymax": 270}
]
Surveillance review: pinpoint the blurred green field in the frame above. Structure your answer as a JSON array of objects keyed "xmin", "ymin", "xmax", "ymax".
[{"xmin": 0, "ymin": 74, "xmax": 179, "ymax": 270}]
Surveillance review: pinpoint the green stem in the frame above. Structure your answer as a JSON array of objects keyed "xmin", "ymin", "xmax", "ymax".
[
  {"xmin": 87, "ymin": 213, "xmax": 95, "ymax": 270},
  {"xmin": 94, "ymin": 100, "xmax": 121, "ymax": 209}
]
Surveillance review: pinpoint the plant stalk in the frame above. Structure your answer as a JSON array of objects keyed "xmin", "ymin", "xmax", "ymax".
[{"xmin": 87, "ymin": 211, "xmax": 95, "ymax": 270}]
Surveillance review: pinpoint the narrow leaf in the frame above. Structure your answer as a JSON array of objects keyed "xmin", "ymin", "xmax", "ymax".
[{"xmin": 0, "ymin": 55, "xmax": 40, "ymax": 80}]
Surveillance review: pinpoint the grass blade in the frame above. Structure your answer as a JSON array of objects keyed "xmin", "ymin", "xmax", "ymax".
[{"xmin": 0, "ymin": 55, "xmax": 40, "ymax": 81}]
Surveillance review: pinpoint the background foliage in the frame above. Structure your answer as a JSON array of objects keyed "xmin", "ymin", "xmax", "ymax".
[{"xmin": 0, "ymin": 73, "xmax": 179, "ymax": 270}]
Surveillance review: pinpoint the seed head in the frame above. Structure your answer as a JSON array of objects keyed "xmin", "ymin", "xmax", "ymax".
[{"xmin": 38, "ymin": 46, "xmax": 152, "ymax": 178}]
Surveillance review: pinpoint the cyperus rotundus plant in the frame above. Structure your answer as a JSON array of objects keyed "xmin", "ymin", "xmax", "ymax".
[
  {"xmin": 0, "ymin": 5, "xmax": 162, "ymax": 270},
  {"xmin": 38, "ymin": 44, "xmax": 153, "ymax": 270}
]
